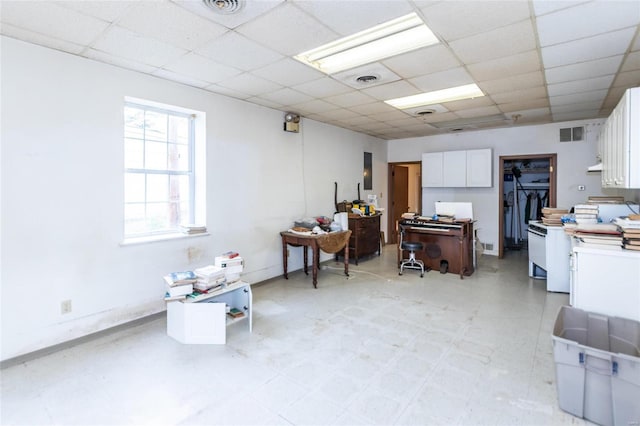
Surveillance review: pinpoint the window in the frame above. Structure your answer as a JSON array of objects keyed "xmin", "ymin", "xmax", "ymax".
[{"xmin": 124, "ymin": 101, "xmax": 203, "ymax": 240}]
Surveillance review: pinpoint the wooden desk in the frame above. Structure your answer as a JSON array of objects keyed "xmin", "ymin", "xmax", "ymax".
[
  {"xmin": 398, "ymin": 219, "xmax": 474, "ymax": 279},
  {"xmin": 347, "ymin": 213, "xmax": 381, "ymax": 264},
  {"xmin": 280, "ymin": 230, "xmax": 351, "ymax": 288}
]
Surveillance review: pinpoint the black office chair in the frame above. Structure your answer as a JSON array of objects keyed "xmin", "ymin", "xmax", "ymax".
[{"xmin": 399, "ymin": 237, "xmax": 426, "ymax": 277}]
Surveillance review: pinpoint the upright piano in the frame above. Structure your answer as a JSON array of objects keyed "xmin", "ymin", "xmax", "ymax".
[{"xmin": 398, "ymin": 217, "xmax": 474, "ymax": 279}]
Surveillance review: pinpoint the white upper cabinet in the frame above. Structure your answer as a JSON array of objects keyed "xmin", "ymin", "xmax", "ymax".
[
  {"xmin": 466, "ymin": 149, "xmax": 493, "ymax": 187},
  {"xmin": 422, "ymin": 152, "xmax": 444, "ymax": 187},
  {"xmin": 422, "ymin": 148, "xmax": 492, "ymax": 188},
  {"xmin": 600, "ymin": 87, "xmax": 640, "ymax": 189}
]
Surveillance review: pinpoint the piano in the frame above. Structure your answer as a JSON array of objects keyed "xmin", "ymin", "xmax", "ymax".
[{"xmin": 398, "ymin": 217, "xmax": 474, "ymax": 279}]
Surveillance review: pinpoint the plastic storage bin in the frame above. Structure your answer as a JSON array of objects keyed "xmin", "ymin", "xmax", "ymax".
[{"xmin": 552, "ymin": 305, "xmax": 640, "ymax": 426}]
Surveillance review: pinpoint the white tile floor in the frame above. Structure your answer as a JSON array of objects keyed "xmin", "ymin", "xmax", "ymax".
[{"xmin": 1, "ymin": 246, "xmax": 587, "ymax": 426}]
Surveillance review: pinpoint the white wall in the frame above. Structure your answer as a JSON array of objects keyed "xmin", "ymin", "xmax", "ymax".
[
  {"xmin": 388, "ymin": 122, "xmax": 640, "ymax": 255},
  {"xmin": 0, "ymin": 37, "xmax": 387, "ymax": 361}
]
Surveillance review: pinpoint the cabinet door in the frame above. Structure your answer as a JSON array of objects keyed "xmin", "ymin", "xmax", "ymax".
[
  {"xmin": 443, "ymin": 151, "xmax": 466, "ymax": 187},
  {"xmin": 466, "ymin": 149, "xmax": 492, "ymax": 187},
  {"xmin": 422, "ymin": 152, "xmax": 443, "ymax": 187}
]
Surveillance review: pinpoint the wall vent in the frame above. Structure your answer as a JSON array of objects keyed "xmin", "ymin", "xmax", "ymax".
[
  {"xmin": 559, "ymin": 126, "xmax": 584, "ymax": 142},
  {"xmin": 482, "ymin": 243, "xmax": 494, "ymax": 251}
]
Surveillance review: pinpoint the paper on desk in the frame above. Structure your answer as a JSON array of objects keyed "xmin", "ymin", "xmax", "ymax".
[{"xmin": 334, "ymin": 212, "xmax": 348, "ymax": 231}]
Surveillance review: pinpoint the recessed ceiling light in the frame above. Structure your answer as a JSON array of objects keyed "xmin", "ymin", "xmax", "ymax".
[
  {"xmin": 294, "ymin": 13, "xmax": 439, "ymax": 74},
  {"xmin": 385, "ymin": 84, "xmax": 484, "ymax": 109}
]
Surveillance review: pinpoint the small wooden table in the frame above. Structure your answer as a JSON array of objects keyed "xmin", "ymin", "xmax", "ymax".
[{"xmin": 280, "ymin": 230, "xmax": 351, "ymax": 288}]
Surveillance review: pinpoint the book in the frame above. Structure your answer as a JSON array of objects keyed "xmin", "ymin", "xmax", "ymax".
[
  {"xmin": 623, "ymin": 244, "xmax": 640, "ymax": 251},
  {"xmin": 163, "ymin": 271, "xmax": 197, "ymax": 286},
  {"xmin": 194, "ymin": 265, "xmax": 225, "ymax": 280},
  {"xmin": 165, "ymin": 283, "xmax": 194, "ymax": 297},
  {"xmin": 164, "ymin": 292, "xmax": 187, "ymax": 301},
  {"xmin": 227, "ymin": 308, "xmax": 245, "ymax": 319}
]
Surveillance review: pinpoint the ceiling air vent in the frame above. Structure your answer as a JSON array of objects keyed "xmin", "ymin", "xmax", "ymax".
[
  {"xmin": 202, "ymin": 0, "xmax": 244, "ymax": 14},
  {"xmin": 559, "ymin": 126, "xmax": 584, "ymax": 142},
  {"xmin": 355, "ymin": 75, "xmax": 379, "ymax": 85}
]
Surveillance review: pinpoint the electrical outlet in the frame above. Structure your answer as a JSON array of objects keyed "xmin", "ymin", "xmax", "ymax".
[{"xmin": 61, "ymin": 300, "xmax": 72, "ymax": 314}]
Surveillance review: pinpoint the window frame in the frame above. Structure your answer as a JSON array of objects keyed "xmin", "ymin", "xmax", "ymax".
[{"xmin": 123, "ymin": 101, "xmax": 199, "ymax": 241}]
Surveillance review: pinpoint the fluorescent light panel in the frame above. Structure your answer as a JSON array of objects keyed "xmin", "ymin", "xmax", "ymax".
[
  {"xmin": 385, "ymin": 84, "xmax": 485, "ymax": 109},
  {"xmin": 295, "ymin": 13, "xmax": 439, "ymax": 74}
]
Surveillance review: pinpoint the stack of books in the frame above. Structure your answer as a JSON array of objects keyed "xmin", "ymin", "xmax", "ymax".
[
  {"xmin": 163, "ymin": 271, "xmax": 197, "ymax": 301},
  {"xmin": 215, "ymin": 251, "xmax": 244, "ymax": 283},
  {"xmin": 541, "ymin": 207, "xmax": 568, "ymax": 226},
  {"xmin": 180, "ymin": 224, "xmax": 207, "ymax": 235},
  {"xmin": 193, "ymin": 265, "xmax": 226, "ymax": 292},
  {"xmin": 575, "ymin": 223, "xmax": 623, "ymax": 248},
  {"xmin": 573, "ymin": 204, "xmax": 599, "ymax": 225},
  {"xmin": 614, "ymin": 216, "xmax": 640, "ymax": 251}
]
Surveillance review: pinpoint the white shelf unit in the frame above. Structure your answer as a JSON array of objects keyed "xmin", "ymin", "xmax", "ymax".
[{"xmin": 167, "ymin": 280, "xmax": 252, "ymax": 344}]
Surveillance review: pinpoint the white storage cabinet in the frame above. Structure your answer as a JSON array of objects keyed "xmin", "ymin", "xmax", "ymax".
[
  {"xmin": 422, "ymin": 148, "xmax": 492, "ymax": 188},
  {"xmin": 167, "ymin": 280, "xmax": 252, "ymax": 344},
  {"xmin": 600, "ymin": 87, "xmax": 640, "ymax": 189},
  {"xmin": 571, "ymin": 246, "xmax": 640, "ymax": 321}
]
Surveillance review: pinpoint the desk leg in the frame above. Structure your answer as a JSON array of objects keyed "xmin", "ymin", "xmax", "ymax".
[
  {"xmin": 344, "ymin": 246, "xmax": 349, "ymax": 277},
  {"xmin": 303, "ymin": 246, "xmax": 309, "ymax": 275},
  {"xmin": 312, "ymin": 243, "xmax": 319, "ymax": 288},
  {"xmin": 282, "ymin": 238, "xmax": 288, "ymax": 280},
  {"xmin": 458, "ymin": 236, "xmax": 464, "ymax": 280}
]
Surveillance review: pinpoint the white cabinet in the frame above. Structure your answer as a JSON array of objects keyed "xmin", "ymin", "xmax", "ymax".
[
  {"xmin": 167, "ymin": 280, "xmax": 252, "ymax": 344},
  {"xmin": 600, "ymin": 87, "xmax": 640, "ymax": 189},
  {"xmin": 422, "ymin": 152, "xmax": 444, "ymax": 187},
  {"xmin": 422, "ymin": 148, "xmax": 492, "ymax": 188},
  {"xmin": 466, "ymin": 149, "xmax": 493, "ymax": 187},
  {"xmin": 571, "ymin": 246, "xmax": 640, "ymax": 321}
]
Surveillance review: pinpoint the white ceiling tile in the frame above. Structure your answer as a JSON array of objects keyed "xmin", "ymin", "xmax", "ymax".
[
  {"xmin": 532, "ymin": 1, "xmax": 589, "ymax": 17},
  {"xmin": 553, "ymin": 110, "xmax": 602, "ymax": 121},
  {"xmin": 444, "ymin": 97, "xmax": 495, "ymax": 111},
  {"xmin": 601, "ymin": 87, "xmax": 628, "ymax": 108},
  {"xmin": 400, "ymin": 104, "xmax": 450, "ymax": 117},
  {"xmin": 422, "ymin": 1, "xmax": 531, "ymax": 41},
  {"xmin": 235, "ymin": 2, "xmax": 338, "ymax": 56},
  {"xmin": 85, "ymin": 48, "xmax": 158, "ymax": 74},
  {"xmin": 348, "ymin": 102, "xmax": 399, "ymax": 115},
  {"xmin": 289, "ymin": 99, "xmax": 339, "ymax": 115},
  {"xmin": 549, "ymin": 89, "xmax": 609, "ymax": 106},
  {"xmin": 292, "ymin": 77, "xmax": 352, "ymax": 98},
  {"xmin": 368, "ymin": 109, "xmax": 414, "ymax": 122},
  {"xmin": 491, "ymin": 86, "xmax": 548, "ymax": 104},
  {"xmin": 449, "ymin": 20, "xmax": 537, "ymax": 64},
  {"xmin": 252, "ymin": 58, "xmax": 325, "ymax": 87},
  {"xmin": 215, "ymin": 73, "xmax": 283, "ymax": 96},
  {"xmin": 467, "ymin": 50, "xmax": 542, "ymax": 82},
  {"xmin": 454, "ymin": 105, "xmax": 502, "ymax": 119},
  {"xmin": 409, "ymin": 67, "xmax": 475, "ymax": 92},
  {"xmin": 258, "ymin": 87, "xmax": 313, "ymax": 106},
  {"xmin": 1, "ymin": 1, "xmax": 110, "ymax": 45},
  {"xmin": 204, "ymin": 84, "xmax": 252, "ymax": 100},
  {"xmin": 195, "ymin": 32, "xmax": 283, "ymax": 72},
  {"xmin": 293, "ymin": 0, "xmax": 414, "ymax": 36},
  {"xmin": 0, "ymin": 23, "xmax": 85, "ymax": 55},
  {"xmin": 551, "ymin": 101, "xmax": 604, "ymax": 114},
  {"xmin": 508, "ymin": 107, "xmax": 551, "ymax": 122},
  {"xmin": 245, "ymin": 96, "xmax": 285, "ymax": 109},
  {"xmin": 536, "ymin": 1, "xmax": 640, "ymax": 47},
  {"xmin": 313, "ymin": 108, "xmax": 362, "ymax": 121},
  {"xmin": 547, "ymin": 75, "xmax": 614, "ymax": 97},
  {"xmin": 382, "ymin": 45, "xmax": 461, "ymax": 79},
  {"xmin": 632, "ymin": 32, "xmax": 640, "ymax": 51},
  {"xmin": 163, "ymin": 52, "xmax": 242, "ymax": 83},
  {"xmin": 545, "ymin": 56, "xmax": 624, "ymax": 84},
  {"xmin": 116, "ymin": 2, "xmax": 227, "ymax": 50},
  {"xmin": 325, "ymin": 91, "xmax": 377, "ymax": 108},
  {"xmin": 172, "ymin": 0, "xmax": 284, "ymax": 29},
  {"xmin": 57, "ymin": 1, "xmax": 136, "ymax": 23},
  {"xmin": 479, "ymin": 71, "xmax": 545, "ymax": 94},
  {"xmin": 498, "ymin": 98, "xmax": 550, "ymax": 112},
  {"xmin": 416, "ymin": 111, "xmax": 461, "ymax": 123},
  {"xmin": 152, "ymin": 68, "xmax": 211, "ymax": 88},
  {"xmin": 541, "ymin": 27, "xmax": 636, "ymax": 68},
  {"xmin": 361, "ymin": 80, "xmax": 420, "ymax": 101},
  {"xmin": 93, "ymin": 26, "xmax": 188, "ymax": 67}
]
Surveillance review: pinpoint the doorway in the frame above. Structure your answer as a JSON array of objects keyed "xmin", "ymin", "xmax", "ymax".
[
  {"xmin": 387, "ymin": 162, "xmax": 422, "ymax": 244},
  {"xmin": 498, "ymin": 153, "xmax": 557, "ymax": 258}
]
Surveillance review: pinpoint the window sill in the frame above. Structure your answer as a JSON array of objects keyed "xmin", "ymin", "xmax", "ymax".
[{"xmin": 120, "ymin": 232, "xmax": 209, "ymax": 246}]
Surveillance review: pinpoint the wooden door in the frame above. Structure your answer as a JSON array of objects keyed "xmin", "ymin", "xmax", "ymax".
[{"xmin": 390, "ymin": 165, "xmax": 409, "ymax": 244}]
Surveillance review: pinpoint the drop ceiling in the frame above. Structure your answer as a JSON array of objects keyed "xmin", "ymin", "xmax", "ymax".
[{"xmin": 2, "ymin": 0, "xmax": 639, "ymax": 140}]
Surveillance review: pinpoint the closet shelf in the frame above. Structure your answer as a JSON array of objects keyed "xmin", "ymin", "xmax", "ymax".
[{"xmin": 520, "ymin": 183, "xmax": 549, "ymax": 188}]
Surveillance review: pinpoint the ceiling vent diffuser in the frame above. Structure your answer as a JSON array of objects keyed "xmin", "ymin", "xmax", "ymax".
[
  {"xmin": 559, "ymin": 126, "xmax": 584, "ymax": 142},
  {"xmin": 202, "ymin": 0, "xmax": 245, "ymax": 14}
]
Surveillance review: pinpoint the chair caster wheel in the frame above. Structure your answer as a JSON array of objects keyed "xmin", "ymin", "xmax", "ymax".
[
  {"xmin": 399, "ymin": 272, "xmax": 402, "ymax": 276},
  {"xmin": 420, "ymin": 274, "xmax": 424, "ymax": 278}
]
